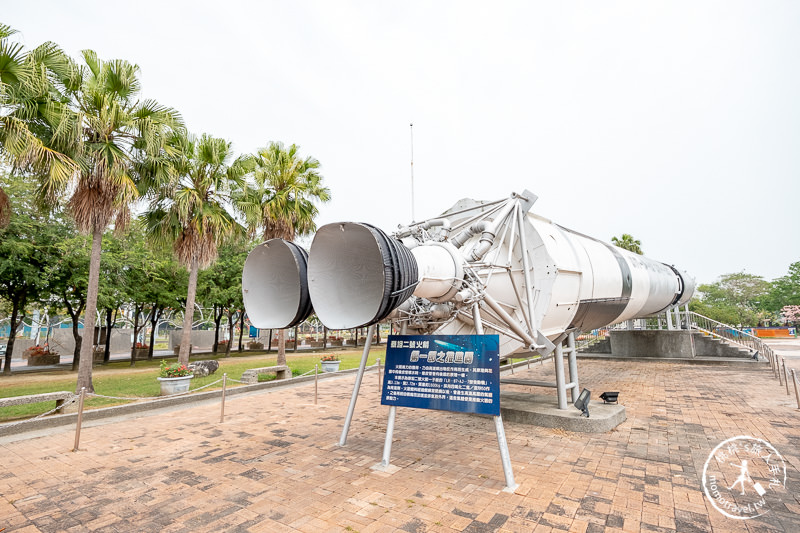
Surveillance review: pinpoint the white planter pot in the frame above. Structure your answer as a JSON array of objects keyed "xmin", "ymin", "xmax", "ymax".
[
  {"xmin": 157, "ymin": 375, "xmax": 193, "ymax": 395},
  {"xmin": 321, "ymin": 361, "xmax": 341, "ymax": 373}
]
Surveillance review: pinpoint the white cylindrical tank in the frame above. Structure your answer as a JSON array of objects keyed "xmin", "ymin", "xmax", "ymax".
[
  {"xmin": 241, "ymin": 191, "xmax": 694, "ymax": 358},
  {"xmin": 433, "ymin": 197, "xmax": 694, "ymax": 356}
]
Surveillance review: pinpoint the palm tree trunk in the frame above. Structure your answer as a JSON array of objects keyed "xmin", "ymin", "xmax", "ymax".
[
  {"xmin": 277, "ymin": 328, "xmax": 287, "ymax": 367},
  {"xmin": 179, "ymin": 257, "xmax": 199, "ymax": 366},
  {"xmin": 76, "ymin": 228, "xmax": 103, "ymax": 393}
]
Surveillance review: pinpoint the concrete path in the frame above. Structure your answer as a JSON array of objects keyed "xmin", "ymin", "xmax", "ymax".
[{"xmin": 1, "ymin": 354, "xmax": 799, "ymax": 531}]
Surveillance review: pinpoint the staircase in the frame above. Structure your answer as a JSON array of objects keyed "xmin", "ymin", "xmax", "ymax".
[
  {"xmin": 692, "ymin": 332, "xmax": 753, "ymax": 358},
  {"xmin": 576, "ymin": 311, "xmax": 776, "ymax": 363}
]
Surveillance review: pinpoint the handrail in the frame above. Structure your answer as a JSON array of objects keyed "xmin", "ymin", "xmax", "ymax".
[
  {"xmin": 576, "ymin": 309, "xmax": 778, "ymax": 368},
  {"xmin": 685, "ymin": 311, "xmax": 777, "ymax": 369}
]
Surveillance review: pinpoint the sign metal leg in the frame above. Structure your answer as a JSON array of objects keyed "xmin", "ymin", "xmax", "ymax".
[
  {"xmin": 494, "ymin": 415, "xmax": 518, "ymax": 492},
  {"xmin": 339, "ymin": 324, "xmax": 376, "ymax": 446},
  {"xmin": 381, "ymin": 405, "xmax": 397, "ymax": 467}
]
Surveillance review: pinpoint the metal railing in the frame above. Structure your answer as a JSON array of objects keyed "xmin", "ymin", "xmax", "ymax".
[
  {"xmin": 684, "ymin": 311, "xmax": 782, "ymax": 375},
  {"xmin": 574, "ymin": 310, "xmax": 783, "ymax": 373}
]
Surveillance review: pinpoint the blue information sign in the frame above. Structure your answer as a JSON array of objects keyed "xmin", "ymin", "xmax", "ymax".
[{"xmin": 381, "ymin": 335, "xmax": 500, "ymax": 416}]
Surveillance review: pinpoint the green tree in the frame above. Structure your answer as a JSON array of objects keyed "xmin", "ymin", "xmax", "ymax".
[
  {"xmin": 243, "ymin": 141, "xmax": 331, "ymax": 366},
  {"xmin": 46, "ymin": 228, "xmax": 91, "ymax": 370},
  {"xmin": 0, "ymin": 24, "xmax": 78, "ymax": 227},
  {"xmin": 142, "ymin": 132, "xmax": 249, "ymax": 366},
  {"xmin": 118, "ymin": 231, "xmax": 162, "ymax": 365},
  {"xmin": 765, "ymin": 261, "xmax": 800, "ymax": 313},
  {"xmin": 611, "ymin": 233, "xmax": 643, "ymax": 255},
  {"xmin": 692, "ymin": 272, "xmax": 770, "ymax": 327},
  {"xmin": 96, "ymin": 232, "xmax": 128, "ymax": 363},
  {"xmin": 198, "ymin": 241, "xmax": 248, "ymax": 355},
  {"xmin": 41, "ymin": 51, "xmax": 182, "ymax": 392},
  {"xmin": 0, "ymin": 172, "xmax": 61, "ymax": 374}
]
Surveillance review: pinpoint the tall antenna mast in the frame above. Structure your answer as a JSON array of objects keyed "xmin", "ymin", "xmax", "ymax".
[{"xmin": 410, "ymin": 122, "xmax": 415, "ymax": 222}]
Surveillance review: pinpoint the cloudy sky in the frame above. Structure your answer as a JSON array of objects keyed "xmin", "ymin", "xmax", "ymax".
[{"xmin": 5, "ymin": 1, "xmax": 799, "ymax": 284}]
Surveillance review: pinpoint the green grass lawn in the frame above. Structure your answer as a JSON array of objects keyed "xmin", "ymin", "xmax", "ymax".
[{"xmin": 0, "ymin": 348, "xmax": 385, "ymax": 423}]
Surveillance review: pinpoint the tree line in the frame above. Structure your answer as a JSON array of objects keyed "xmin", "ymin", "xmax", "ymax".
[
  {"xmin": 0, "ymin": 172, "xmax": 252, "ymax": 367},
  {"xmin": 0, "ymin": 23, "xmax": 330, "ymax": 392}
]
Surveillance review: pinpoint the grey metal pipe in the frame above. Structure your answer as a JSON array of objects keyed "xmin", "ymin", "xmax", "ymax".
[
  {"xmin": 339, "ymin": 324, "xmax": 376, "ymax": 446},
  {"xmin": 472, "ymin": 302, "xmax": 485, "ymax": 335},
  {"xmin": 494, "ymin": 415, "xmax": 518, "ymax": 492},
  {"xmin": 567, "ymin": 332, "xmax": 580, "ymax": 403},
  {"xmin": 516, "ymin": 204, "xmax": 537, "ymax": 334},
  {"xmin": 482, "ymin": 293, "xmax": 537, "ymax": 350},
  {"xmin": 380, "ymin": 406, "xmax": 397, "ymax": 467},
  {"xmin": 554, "ymin": 342, "xmax": 568, "ymax": 409}
]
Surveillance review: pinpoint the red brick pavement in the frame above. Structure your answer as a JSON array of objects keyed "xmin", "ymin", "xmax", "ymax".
[{"xmin": 1, "ymin": 358, "xmax": 799, "ymax": 532}]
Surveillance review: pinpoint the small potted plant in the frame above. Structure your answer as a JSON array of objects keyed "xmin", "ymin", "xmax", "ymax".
[
  {"xmin": 133, "ymin": 342, "xmax": 149, "ymax": 360},
  {"xmin": 328, "ymin": 336, "xmax": 343, "ymax": 347},
  {"xmin": 320, "ymin": 354, "xmax": 341, "ymax": 373},
  {"xmin": 247, "ymin": 340, "xmax": 264, "ymax": 350},
  {"xmin": 215, "ymin": 339, "xmax": 230, "ymax": 353},
  {"xmin": 25, "ymin": 344, "xmax": 60, "ymax": 366},
  {"xmin": 310, "ymin": 337, "xmax": 324, "ymax": 348},
  {"xmin": 157, "ymin": 360, "xmax": 193, "ymax": 395}
]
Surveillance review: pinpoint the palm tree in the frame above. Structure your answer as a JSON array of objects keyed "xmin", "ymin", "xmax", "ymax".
[
  {"xmin": 243, "ymin": 141, "xmax": 331, "ymax": 365},
  {"xmin": 611, "ymin": 233, "xmax": 643, "ymax": 255},
  {"xmin": 142, "ymin": 132, "xmax": 251, "ymax": 366},
  {"xmin": 0, "ymin": 24, "xmax": 78, "ymax": 227},
  {"xmin": 37, "ymin": 50, "xmax": 181, "ymax": 392}
]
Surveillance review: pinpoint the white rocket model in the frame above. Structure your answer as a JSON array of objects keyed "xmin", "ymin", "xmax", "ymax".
[{"xmin": 242, "ymin": 190, "xmax": 695, "ymax": 358}]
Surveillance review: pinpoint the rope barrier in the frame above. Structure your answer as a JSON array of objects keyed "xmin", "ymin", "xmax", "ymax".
[
  {"xmin": 87, "ymin": 377, "xmax": 225, "ymax": 402},
  {"xmin": 4, "ymin": 361, "xmax": 387, "ymax": 430},
  {"xmin": 0, "ymin": 395, "xmax": 78, "ymax": 429}
]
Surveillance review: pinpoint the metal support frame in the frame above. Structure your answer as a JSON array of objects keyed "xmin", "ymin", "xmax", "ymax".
[
  {"xmin": 673, "ymin": 306, "xmax": 682, "ymax": 330},
  {"xmin": 339, "ymin": 324, "xmax": 376, "ymax": 446},
  {"xmin": 554, "ymin": 340, "xmax": 568, "ymax": 409},
  {"xmin": 566, "ymin": 332, "xmax": 579, "ymax": 403},
  {"xmin": 666, "ymin": 308, "xmax": 674, "ymax": 330}
]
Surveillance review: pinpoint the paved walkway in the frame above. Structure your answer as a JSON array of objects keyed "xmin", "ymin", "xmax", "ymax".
[{"xmin": 1, "ymin": 353, "xmax": 799, "ymax": 531}]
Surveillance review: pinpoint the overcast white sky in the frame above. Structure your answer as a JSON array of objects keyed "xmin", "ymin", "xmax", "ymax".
[{"xmin": 5, "ymin": 1, "xmax": 799, "ymax": 284}]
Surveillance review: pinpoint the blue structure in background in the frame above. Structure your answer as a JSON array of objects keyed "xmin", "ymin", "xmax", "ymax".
[{"xmin": 381, "ymin": 334, "xmax": 500, "ymax": 416}]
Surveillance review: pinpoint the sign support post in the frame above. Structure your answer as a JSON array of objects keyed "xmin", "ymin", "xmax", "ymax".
[
  {"xmin": 377, "ymin": 334, "xmax": 517, "ymax": 492},
  {"xmin": 339, "ymin": 324, "xmax": 376, "ymax": 446},
  {"xmin": 380, "ymin": 405, "xmax": 397, "ymax": 467},
  {"xmin": 494, "ymin": 414, "xmax": 518, "ymax": 492}
]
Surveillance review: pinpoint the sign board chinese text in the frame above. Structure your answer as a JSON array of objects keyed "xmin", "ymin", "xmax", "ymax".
[{"xmin": 381, "ymin": 335, "xmax": 500, "ymax": 416}]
